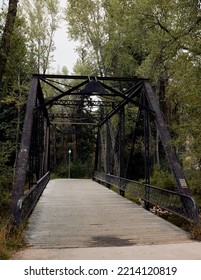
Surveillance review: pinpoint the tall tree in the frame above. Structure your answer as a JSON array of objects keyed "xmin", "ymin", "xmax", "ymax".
[
  {"xmin": 66, "ymin": 0, "xmax": 147, "ymax": 77},
  {"xmin": 65, "ymin": 0, "xmax": 201, "ymax": 182},
  {"xmin": 66, "ymin": 0, "xmax": 107, "ymax": 76},
  {"xmin": 21, "ymin": 0, "xmax": 59, "ymax": 74},
  {"xmin": 0, "ymin": 0, "xmax": 18, "ymax": 90}
]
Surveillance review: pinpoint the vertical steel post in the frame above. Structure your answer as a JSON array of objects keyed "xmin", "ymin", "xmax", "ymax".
[
  {"xmin": 124, "ymin": 107, "xmax": 142, "ymax": 179},
  {"xmin": 106, "ymin": 120, "xmax": 111, "ymax": 188},
  {"xmin": 11, "ymin": 77, "xmax": 39, "ymax": 224},
  {"xmin": 47, "ymin": 124, "xmax": 50, "ymax": 173},
  {"xmin": 68, "ymin": 149, "xmax": 71, "ymax": 178},
  {"xmin": 93, "ymin": 126, "xmax": 101, "ymax": 179},
  {"xmin": 143, "ymin": 94, "xmax": 150, "ymax": 185},
  {"xmin": 119, "ymin": 107, "xmax": 125, "ymax": 196},
  {"xmin": 143, "ymin": 92, "xmax": 150, "ymax": 209}
]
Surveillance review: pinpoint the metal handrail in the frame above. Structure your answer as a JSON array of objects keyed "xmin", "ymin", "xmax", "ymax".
[
  {"xmin": 94, "ymin": 171, "xmax": 199, "ymax": 224},
  {"xmin": 17, "ymin": 171, "xmax": 50, "ymax": 222}
]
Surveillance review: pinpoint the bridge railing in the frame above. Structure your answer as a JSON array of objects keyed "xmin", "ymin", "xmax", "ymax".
[
  {"xmin": 94, "ymin": 171, "xmax": 199, "ymax": 224},
  {"xmin": 12, "ymin": 77, "xmax": 51, "ymax": 224},
  {"xmin": 17, "ymin": 171, "xmax": 50, "ymax": 222}
]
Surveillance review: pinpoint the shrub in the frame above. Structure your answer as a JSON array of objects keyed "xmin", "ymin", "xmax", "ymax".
[
  {"xmin": 150, "ymin": 164, "xmax": 175, "ymax": 191},
  {"xmin": 185, "ymin": 168, "xmax": 201, "ymax": 194},
  {"xmin": 0, "ymin": 220, "xmax": 26, "ymax": 260},
  {"xmin": 52, "ymin": 160, "xmax": 94, "ymax": 179},
  {"xmin": 191, "ymin": 224, "xmax": 201, "ymax": 241},
  {"xmin": 0, "ymin": 166, "xmax": 13, "ymax": 213}
]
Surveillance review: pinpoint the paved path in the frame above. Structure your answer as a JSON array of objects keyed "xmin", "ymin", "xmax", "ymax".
[{"xmin": 14, "ymin": 179, "xmax": 200, "ymax": 260}]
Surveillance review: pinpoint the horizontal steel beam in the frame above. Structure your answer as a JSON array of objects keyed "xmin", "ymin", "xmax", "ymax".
[
  {"xmin": 49, "ymin": 113, "xmax": 99, "ymax": 119},
  {"xmin": 33, "ymin": 74, "xmax": 145, "ymax": 82},
  {"xmin": 50, "ymin": 121, "xmax": 96, "ymax": 125},
  {"xmin": 35, "ymin": 79, "xmax": 89, "ymax": 110},
  {"xmin": 53, "ymin": 100, "xmax": 115, "ymax": 107}
]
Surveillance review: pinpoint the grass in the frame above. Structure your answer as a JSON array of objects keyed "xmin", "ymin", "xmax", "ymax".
[
  {"xmin": 190, "ymin": 222, "xmax": 201, "ymax": 241},
  {"xmin": 0, "ymin": 218, "xmax": 26, "ymax": 260}
]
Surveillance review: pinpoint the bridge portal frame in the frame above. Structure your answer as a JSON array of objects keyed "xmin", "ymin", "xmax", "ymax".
[{"xmin": 12, "ymin": 74, "xmax": 198, "ymax": 224}]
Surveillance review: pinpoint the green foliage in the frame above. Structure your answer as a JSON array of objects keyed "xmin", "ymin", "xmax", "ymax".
[
  {"xmin": 52, "ymin": 160, "xmax": 94, "ymax": 179},
  {"xmin": 0, "ymin": 221, "xmax": 26, "ymax": 260},
  {"xmin": 0, "ymin": 100, "xmax": 24, "ymax": 214},
  {"xmin": 66, "ymin": 0, "xmax": 142, "ymax": 76},
  {"xmin": 184, "ymin": 168, "xmax": 201, "ymax": 208},
  {"xmin": 73, "ymin": 59, "xmax": 97, "ymax": 76},
  {"xmin": 191, "ymin": 224, "xmax": 201, "ymax": 241},
  {"xmin": 0, "ymin": 165, "xmax": 12, "ymax": 212},
  {"xmin": 20, "ymin": 0, "xmax": 59, "ymax": 74},
  {"xmin": 65, "ymin": 0, "xmax": 201, "ymax": 193},
  {"xmin": 150, "ymin": 164, "xmax": 175, "ymax": 191}
]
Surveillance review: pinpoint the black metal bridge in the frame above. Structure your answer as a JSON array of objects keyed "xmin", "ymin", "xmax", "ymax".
[{"xmin": 11, "ymin": 75, "xmax": 199, "ymax": 225}]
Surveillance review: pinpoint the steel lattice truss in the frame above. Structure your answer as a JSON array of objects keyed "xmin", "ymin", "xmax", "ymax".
[{"xmin": 12, "ymin": 74, "xmax": 199, "ymax": 224}]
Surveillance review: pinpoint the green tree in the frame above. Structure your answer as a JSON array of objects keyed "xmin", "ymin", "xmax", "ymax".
[
  {"xmin": 20, "ymin": 0, "xmax": 59, "ymax": 74},
  {"xmin": 66, "ymin": 0, "xmax": 143, "ymax": 77},
  {"xmin": 0, "ymin": 0, "xmax": 60, "ymax": 214},
  {"xmin": 66, "ymin": 0, "xmax": 107, "ymax": 76},
  {"xmin": 65, "ymin": 0, "xmax": 201, "ymax": 188}
]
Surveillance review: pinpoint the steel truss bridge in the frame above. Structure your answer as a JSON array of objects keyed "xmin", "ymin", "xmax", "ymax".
[{"xmin": 11, "ymin": 75, "xmax": 199, "ymax": 225}]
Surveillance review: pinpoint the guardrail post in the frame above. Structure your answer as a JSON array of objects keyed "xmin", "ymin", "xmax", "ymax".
[
  {"xmin": 119, "ymin": 178, "xmax": 125, "ymax": 197},
  {"xmin": 93, "ymin": 127, "xmax": 101, "ymax": 179},
  {"xmin": 106, "ymin": 121, "xmax": 111, "ymax": 189},
  {"xmin": 144, "ymin": 184, "xmax": 150, "ymax": 210},
  {"xmin": 119, "ymin": 189, "xmax": 125, "ymax": 197},
  {"xmin": 143, "ymin": 91, "xmax": 151, "ymax": 210},
  {"xmin": 119, "ymin": 108, "xmax": 125, "ymax": 179}
]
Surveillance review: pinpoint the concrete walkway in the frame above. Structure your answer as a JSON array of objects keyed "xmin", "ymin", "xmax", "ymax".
[
  {"xmin": 14, "ymin": 242, "xmax": 201, "ymax": 260},
  {"xmin": 14, "ymin": 179, "xmax": 201, "ymax": 260}
]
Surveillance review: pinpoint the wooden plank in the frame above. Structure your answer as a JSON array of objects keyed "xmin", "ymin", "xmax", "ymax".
[{"xmin": 25, "ymin": 179, "xmax": 190, "ymax": 249}]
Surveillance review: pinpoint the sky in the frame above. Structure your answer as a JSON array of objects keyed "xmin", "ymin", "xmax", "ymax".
[
  {"xmin": 0, "ymin": 0, "xmax": 79, "ymax": 74},
  {"xmin": 51, "ymin": 0, "xmax": 79, "ymax": 74},
  {"xmin": 51, "ymin": 20, "xmax": 79, "ymax": 74}
]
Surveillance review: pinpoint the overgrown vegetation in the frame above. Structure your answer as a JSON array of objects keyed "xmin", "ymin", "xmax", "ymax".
[
  {"xmin": 191, "ymin": 224, "xmax": 201, "ymax": 241},
  {"xmin": 0, "ymin": 220, "xmax": 26, "ymax": 260},
  {"xmin": 150, "ymin": 164, "xmax": 175, "ymax": 190}
]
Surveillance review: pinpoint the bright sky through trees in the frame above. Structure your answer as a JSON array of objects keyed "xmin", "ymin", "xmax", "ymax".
[
  {"xmin": 0, "ymin": 0, "xmax": 78, "ymax": 73},
  {"xmin": 51, "ymin": 0, "xmax": 78, "ymax": 73}
]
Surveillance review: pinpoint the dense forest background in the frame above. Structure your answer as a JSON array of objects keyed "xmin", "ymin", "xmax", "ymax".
[{"xmin": 1, "ymin": 0, "xmax": 201, "ymax": 258}]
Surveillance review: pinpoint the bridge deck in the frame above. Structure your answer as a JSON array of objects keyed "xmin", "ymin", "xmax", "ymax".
[{"xmin": 25, "ymin": 179, "xmax": 190, "ymax": 249}]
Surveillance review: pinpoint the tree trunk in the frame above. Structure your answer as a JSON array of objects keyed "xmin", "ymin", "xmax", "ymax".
[{"xmin": 0, "ymin": 0, "xmax": 18, "ymax": 90}]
